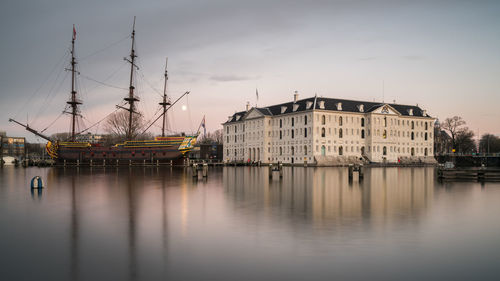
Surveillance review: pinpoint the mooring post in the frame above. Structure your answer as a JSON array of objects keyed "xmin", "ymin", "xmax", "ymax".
[
  {"xmin": 279, "ymin": 162, "xmax": 283, "ymax": 179},
  {"xmin": 64, "ymin": 159, "xmax": 66, "ymax": 167},
  {"xmin": 157, "ymin": 159, "xmax": 159, "ymax": 166},
  {"xmin": 103, "ymin": 159, "xmax": 105, "ymax": 167},
  {"xmin": 90, "ymin": 159, "xmax": 93, "ymax": 167},
  {"xmin": 202, "ymin": 163, "xmax": 208, "ymax": 177},
  {"xmin": 129, "ymin": 159, "xmax": 132, "ymax": 166},
  {"xmin": 170, "ymin": 160, "xmax": 173, "ymax": 166},
  {"xmin": 192, "ymin": 164, "xmax": 198, "ymax": 178},
  {"xmin": 77, "ymin": 159, "xmax": 79, "ymax": 166},
  {"xmin": 269, "ymin": 164, "xmax": 273, "ymax": 179},
  {"xmin": 348, "ymin": 165, "xmax": 353, "ymax": 180},
  {"xmin": 143, "ymin": 159, "xmax": 146, "ymax": 166},
  {"xmin": 358, "ymin": 165, "xmax": 364, "ymax": 179}
]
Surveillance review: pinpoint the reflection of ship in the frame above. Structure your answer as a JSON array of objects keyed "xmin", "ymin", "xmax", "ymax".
[{"xmin": 10, "ymin": 19, "xmax": 197, "ymax": 164}]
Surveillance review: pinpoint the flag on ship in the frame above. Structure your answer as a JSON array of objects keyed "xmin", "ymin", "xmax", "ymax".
[{"xmin": 201, "ymin": 115, "xmax": 206, "ymax": 136}]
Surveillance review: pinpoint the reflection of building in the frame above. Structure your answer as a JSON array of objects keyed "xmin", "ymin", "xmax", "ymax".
[
  {"xmin": 223, "ymin": 93, "xmax": 435, "ymax": 164},
  {"xmin": 1, "ymin": 131, "xmax": 26, "ymax": 158},
  {"xmin": 222, "ymin": 166, "xmax": 434, "ymax": 226}
]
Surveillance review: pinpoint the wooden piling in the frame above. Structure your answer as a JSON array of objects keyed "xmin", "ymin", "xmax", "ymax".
[{"xmin": 202, "ymin": 163, "xmax": 208, "ymax": 177}]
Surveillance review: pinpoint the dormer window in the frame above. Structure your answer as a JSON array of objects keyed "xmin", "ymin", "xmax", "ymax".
[
  {"xmin": 358, "ymin": 104, "xmax": 364, "ymax": 112},
  {"xmin": 318, "ymin": 101, "xmax": 325, "ymax": 109},
  {"xmin": 408, "ymin": 109, "xmax": 413, "ymax": 116},
  {"xmin": 306, "ymin": 101, "xmax": 313, "ymax": 109},
  {"xmin": 281, "ymin": 106, "xmax": 287, "ymax": 114},
  {"xmin": 422, "ymin": 110, "xmax": 427, "ymax": 116},
  {"xmin": 293, "ymin": 104, "xmax": 299, "ymax": 112},
  {"xmin": 336, "ymin": 102, "xmax": 342, "ymax": 110},
  {"xmin": 227, "ymin": 116, "xmax": 233, "ymax": 122},
  {"xmin": 236, "ymin": 115, "xmax": 241, "ymax": 121}
]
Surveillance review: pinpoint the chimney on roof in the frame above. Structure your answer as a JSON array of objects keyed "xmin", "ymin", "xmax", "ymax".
[
  {"xmin": 246, "ymin": 101, "xmax": 250, "ymax": 111},
  {"xmin": 294, "ymin": 91, "xmax": 299, "ymax": 103}
]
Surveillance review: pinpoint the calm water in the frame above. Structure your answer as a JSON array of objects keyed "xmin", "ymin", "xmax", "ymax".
[{"xmin": 1, "ymin": 166, "xmax": 499, "ymax": 281}]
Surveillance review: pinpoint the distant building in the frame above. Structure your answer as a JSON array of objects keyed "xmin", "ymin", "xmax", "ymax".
[
  {"xmin": 434, "ymin": 129, "xmax": 452, "ymax": 155},
  {"xmin": 76, "ymin": 132, "xmax": 104, "ymax": 143},
  {"xmin": 223, "ymin": 94, "xmax": 435, "ymax": 164},
  {"xmin": 1, "ymin": 131, "xmax": 26, "ymax": 158},
  {"xmin": 200, "ymin": 144, "xmax": 223, "ymax": 161}
]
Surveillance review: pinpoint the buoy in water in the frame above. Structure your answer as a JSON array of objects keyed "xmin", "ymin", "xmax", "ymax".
[{"xmin": 31, "ymin": 176, "xmax": 44, "ymax": 189}]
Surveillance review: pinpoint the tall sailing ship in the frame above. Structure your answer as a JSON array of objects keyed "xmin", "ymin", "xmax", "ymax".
[{"xmin": 10, "ymin": 19, "xmax": 198, "ymax": 164}]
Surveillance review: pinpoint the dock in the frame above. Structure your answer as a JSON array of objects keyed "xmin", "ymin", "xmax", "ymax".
[{"xmin": 438, "ymin": 167, "xmax": 500, "ymax": 182}]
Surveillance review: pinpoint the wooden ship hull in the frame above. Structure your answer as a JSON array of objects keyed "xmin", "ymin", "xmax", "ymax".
[{"xmin": 46, "ymin": 136, "xmax": 197, "ymax": 164}]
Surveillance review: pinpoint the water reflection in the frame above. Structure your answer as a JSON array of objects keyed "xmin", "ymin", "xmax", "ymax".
[
  {"xmin": 223, "ymin": 167, "xmax": 435, "ymax": 228},
  {"xmin": 2, "ymin": 166, "xmax": 500, "ymax": 281}
]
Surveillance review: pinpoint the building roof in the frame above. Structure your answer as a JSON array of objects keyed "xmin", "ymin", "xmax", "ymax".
[{"xmin": 224, "ymin": 96, "xmax": 431, "ymax": 124}]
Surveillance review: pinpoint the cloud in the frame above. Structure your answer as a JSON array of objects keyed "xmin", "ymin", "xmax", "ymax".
[{"xmin": 401, "ymin": 55, "xmax": 425, "ymax": 60}]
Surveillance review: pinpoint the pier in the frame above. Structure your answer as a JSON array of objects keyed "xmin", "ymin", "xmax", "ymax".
[{"xmin": 438, "ymin": 167, "xmax": 500, "ymax": 182}]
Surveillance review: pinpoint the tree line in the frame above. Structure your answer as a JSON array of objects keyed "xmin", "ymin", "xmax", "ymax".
[{"xmin": 436, "ymin": 116, "xmax": 500, "ymax": 154}]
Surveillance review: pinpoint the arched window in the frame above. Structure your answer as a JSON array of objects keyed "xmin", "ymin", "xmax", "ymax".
[
  {"xmin": 304, "ymin": 145, "xmax": 307, "ymax": 155},
  {"xmin": 425, "ymin": 122, "xmax": 428, "ymax": 130},
  {"xmin": 305, "ymin": 115, "xmax": 307, "ymax": 125},
  {"xmin": 339, "ymin": 128, "xmax": 343, "ymax": 138},
  {"xmin": 424, "ymin": 148, "xmax": 428, "ymax": 156},
  {"xmin": 279, "ymin": 147, "xmax": 282, "ymax": 156},
  {"xmin": 384, "ymin": 117, "xmax": 387, "ymax": 127},
  {"xmin": 425, "ymin": 132, "xmax": 428, "ymax": 141},
  {"xmin": 361, "ymin": 146, "xmax": 365, "ymax": 155},
  {"xmin": 383, "ymin": 146, "xmax": 387, "ymax": 155},
  {"xmin": 339, "ymin": 146, "xmax": 343, "ymax": 155},
  {"xmin": 291, "ymin": 146, "xmax": 295, "ymax": 155},
  {"xmin": 361, "ymin": 118, "xmax": 365, "ymax": 127},
  {"xmin": 411, "ymin": 147, "xmax": 415, "ymax": 156},
  {"xmin": 361, "ymin": 129, "xmax": 365, "ymax": 139},
  {"xmin": 339, "ymin": 116, "xmax": 343, "ymax": 126},
  {"xmin": 280, "ymin": 119, "xmax": 282, "ymax": 128},
  {"xmin": 383, "ymin": 130, "xmax": 387, "ymax": 139},
  {"xmin": 321, "ymin": 127, "xmax": 326, "ymax": 137},
  {"xmin": 292, "ymin": 117, "xmax": 294, "ymax": 127},
  {"xmin": 292, "ymin": 130, "xmax": 295, "ymax": 139},
  {"xmin": 280, "ymin": 131, "xmax": 282, "ymax": 139},
  {"xmin": 411, "ymin": 132, "xmax": 414, "ymax": 140},
  {"xmin": 411, "ymin": 121, "xmax": 414, "ymax": 129},
  {"xmin": 321, "ymin": 145, "xmax": 326, "ymax": 156},
  {"xmin": 304, "ymin": 128, "xmax": 308, "ymax": 138},
  {"xmin": 321, "ymin": 115, "xmax": 326, "ymax": 125}
]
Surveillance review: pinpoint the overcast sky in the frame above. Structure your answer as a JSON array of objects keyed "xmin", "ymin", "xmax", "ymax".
[{"xmin": 1, "ymin": 0, "xmax": 499, "ymax": 141}]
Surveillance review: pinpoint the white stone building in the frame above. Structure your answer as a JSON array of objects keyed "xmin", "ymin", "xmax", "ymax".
[{"xmin": 223, "ymin": 94, "xmax": 435, "ymax": 164}]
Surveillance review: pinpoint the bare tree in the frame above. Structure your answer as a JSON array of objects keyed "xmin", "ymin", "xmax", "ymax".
[
  {"xmin": 479, "ymin": 134, "xmax": 500, "ymax": 153},
  {"xmin": 198, "ymin": 129, "xmax": 223, "ymax": 144},
  {"xmin": 104, "ymin": 110, "xmax": 144, "ymax": 141},
  {"xmin": 50, "ymin": 132, "xmax": 71, "ymax": 141},
  {"xmin": 455, "ymin": 128, "xmax": 476, "ymax": 153},
  {"xmin": 441, "ymin": 116, "xmax": 466, "ymax": 151}
]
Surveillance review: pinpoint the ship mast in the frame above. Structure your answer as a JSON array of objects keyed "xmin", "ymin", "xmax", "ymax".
[
  {"xmin": 67, "ymin": 24, "xmax": 81, "ymax": 142},
  {"xmin": 124, "ymin": 17, "xmax": 139, "ymax": 141},
  {"xmin": 159, "ymin": 58, "xmax": 171, "ymax": 137}
]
